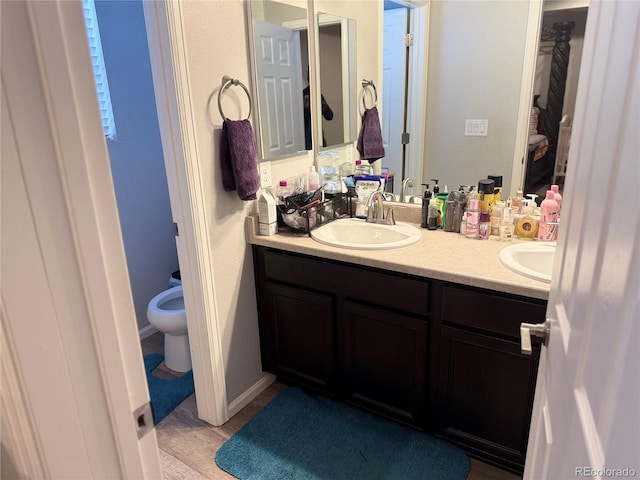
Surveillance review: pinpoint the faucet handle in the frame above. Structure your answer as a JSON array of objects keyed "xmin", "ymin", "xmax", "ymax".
[{"xmin": 384, "ymin": 205, "xmax": 406, "ymax": 225}]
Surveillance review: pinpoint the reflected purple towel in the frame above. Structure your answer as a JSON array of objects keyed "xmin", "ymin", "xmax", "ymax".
[
  {"xmin": 220, "ymin": 119, "xmax": 260, "ymax": 201},
  {"xmin": 356, "ymin": 106, "xmax": 385, "ymax": 162}
]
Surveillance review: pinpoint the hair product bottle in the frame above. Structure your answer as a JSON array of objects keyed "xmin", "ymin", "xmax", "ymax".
[
  {"xmin": 537, "ymin": 190, "xmax": 560, "ymax": 241},
  {"xmin": 550, "ymin": 184, "xmax": 563, "ymax": 214},
  {"xmin": 420, "ymin": 184, "xmax": 431, "ymax": 229}
]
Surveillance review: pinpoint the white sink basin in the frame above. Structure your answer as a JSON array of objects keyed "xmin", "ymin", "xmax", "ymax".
[
  {"xmin": 310, "ymin": 218, "xmax": 422, "ymax": 250},
  {"xmin": 499, "ymin": 242, "xmax": 556, "ymax": 283}
]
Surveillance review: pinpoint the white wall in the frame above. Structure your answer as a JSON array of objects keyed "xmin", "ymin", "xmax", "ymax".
[
  {"xmin": 176, "ymin": 0, "xmax": 382, "ymax": 404},
  {"xmin": 423, "ymin": 0, "xmax": 529, "ymax": 192},
  {"xmin": 96, "ymin": 0, "xmax": 179, "ymax": 330}
]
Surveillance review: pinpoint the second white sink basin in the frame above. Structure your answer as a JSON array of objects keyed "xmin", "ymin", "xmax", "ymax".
[
  {"xmin": 499, "ymin": 242, "xmax": 556, "ymax": 283},
  {"xmin": 310, "ymin": 218, "xmax": 422, "ymax": 250}
]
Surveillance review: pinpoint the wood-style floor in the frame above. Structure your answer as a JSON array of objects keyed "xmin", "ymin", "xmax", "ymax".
[{"xmin": 141, "ymin": 332, "xmax": 521, "ymax": 480}]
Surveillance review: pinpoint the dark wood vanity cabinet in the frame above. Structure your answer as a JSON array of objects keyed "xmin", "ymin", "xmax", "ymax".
[
  {"xmin": 253, "ymin": 246, "xmax": 429, "ymax": 427},
  {"xmin": 432, "ymin": 284, "xmax": 547, "ymax": 474},
  {"xmin": 252, "ymin": 245, "xmax": 547, "ymax": 474}
]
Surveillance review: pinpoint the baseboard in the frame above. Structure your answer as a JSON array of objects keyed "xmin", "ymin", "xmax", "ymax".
[
  {"xmin": 138, "ymin": 324, "xmax": 158, "ymax": 340},
  {"xmin": 227, "ymin": 373, "xmax": 276, "ymax": 418}
]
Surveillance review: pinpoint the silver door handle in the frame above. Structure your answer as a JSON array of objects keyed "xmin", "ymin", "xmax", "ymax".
[{"xmin": 520, "ymin": 320, "xmax": 550, "ymax": 355}]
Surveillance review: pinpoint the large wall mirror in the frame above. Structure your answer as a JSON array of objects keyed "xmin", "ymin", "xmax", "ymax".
[
  {"xmin": 315, "ymin": 12, "xmax": 358, "ymax": 150},
  {"xmin": 381, "ymin": 0, "xmax": 588, "ymax": 198},
  {"xmin": 247, "ymin": 0, "xmax": 310, "ymax": 160}
]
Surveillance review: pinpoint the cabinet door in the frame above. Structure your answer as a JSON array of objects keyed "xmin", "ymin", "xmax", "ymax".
[
  {"xmin": 340, "ymin": 301, "xmax": 427, "ymax": 427},
  {"xmin": 261, "ymin": 283, "xmax": 334, "ymax": 392},
  {"xmin": 436, "ymin": 326, "xmax": 539, "ymax": 473}
]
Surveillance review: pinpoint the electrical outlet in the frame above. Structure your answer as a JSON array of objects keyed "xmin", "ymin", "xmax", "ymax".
[{"xmin": 259, "ymin": 161, "xmax": 272, "ymax": 187}]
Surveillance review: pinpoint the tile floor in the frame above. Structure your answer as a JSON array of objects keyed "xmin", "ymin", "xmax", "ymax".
[{"xmin": 142, "ymin": 333, "xmax": 521, "ymax": 480}]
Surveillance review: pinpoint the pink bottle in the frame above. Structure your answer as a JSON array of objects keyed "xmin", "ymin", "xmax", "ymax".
[
  {"xmin": 537, "ymin": 191, "xmax": 559, "ymax": 242},
  {"xmin": 550, "ymin": 184, "xmax": 563, "ymax": 213}
]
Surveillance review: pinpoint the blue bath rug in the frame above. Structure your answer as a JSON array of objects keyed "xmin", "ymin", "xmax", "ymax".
[
  {"xmin": 143, "ymin": 353, "xmax": 194, "ymax": 424},
  {"xmin": 215, "ymin": 387, "xmax": 470, "ymax": 480}
]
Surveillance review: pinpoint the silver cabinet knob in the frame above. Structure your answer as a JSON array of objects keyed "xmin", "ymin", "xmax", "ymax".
[{"xmin": 520, "ymin": 320, "xmax": 550, "ymax": 355}]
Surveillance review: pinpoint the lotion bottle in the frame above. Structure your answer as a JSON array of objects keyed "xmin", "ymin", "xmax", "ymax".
[
  {"xmin": 427, "ymin": 197, "xmax": 439, "ymax": 230},
  {"xmin": 550, "ymin": 184, "xmax": 563, "ymax": 214},
  {"xmin": 537, "ymin": 190, "xmax": 559, "ymax": 242},
  {"xmin": 308, "ymin": 166, "xmax": 320, "ymax": 190}
]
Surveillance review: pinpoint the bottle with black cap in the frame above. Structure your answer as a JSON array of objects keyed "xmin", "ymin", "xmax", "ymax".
[
  {"xmin": 477, "ymin": 178, "xmax": 495, "ymax": 214},
  {"xmin": 420, "ymin": 184, "xmax": 431, "ymax": 228},
  {"xmin": 488, "ymin": 175, "xmax": 503, "ymax": 203}
]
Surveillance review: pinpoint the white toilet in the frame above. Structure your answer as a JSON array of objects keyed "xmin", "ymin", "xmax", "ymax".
[{"xmin": 147, "ymin": 285, "xmax": 191, "ymax": 372}]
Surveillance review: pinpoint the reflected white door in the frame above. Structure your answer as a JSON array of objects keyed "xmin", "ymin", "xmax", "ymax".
[
  {"xmin": 253, "ymin": 20, "xmax": 305, "ymax": 157},
  {"xmin": 382, "ymin": 7, "xmax": 408, "ymax": 194},
  {"xmin": 524, "ymin": 1, "xmax": 640, "ymax": 478}
]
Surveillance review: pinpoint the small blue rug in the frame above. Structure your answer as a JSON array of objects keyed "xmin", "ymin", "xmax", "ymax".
[
  {"xmin": 143, "ymin": 353, "xmax": 194, "ymax": 424},
  {"xmin": 215, "ymin": 387, "xmax": 470, "ymax": 480}
]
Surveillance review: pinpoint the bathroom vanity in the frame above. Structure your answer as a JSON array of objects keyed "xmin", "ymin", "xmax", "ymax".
[{"xmin": 248, "ymin": 216, "xmax": 549, "ymax": 474}]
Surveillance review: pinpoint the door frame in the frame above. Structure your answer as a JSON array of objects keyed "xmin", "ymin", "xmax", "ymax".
[
  {"xmin": 142, "ymin": 0, "xmax": 229, "ymax": 426},
  {"xmin": 1, "ymin": 1, "xmax": 161, "ymax": 476}
]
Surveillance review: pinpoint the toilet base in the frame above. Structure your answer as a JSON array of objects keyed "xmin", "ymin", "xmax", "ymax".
[{"xmin": 164, "ymin": 333, "xmax": 192, "ymax": 373}]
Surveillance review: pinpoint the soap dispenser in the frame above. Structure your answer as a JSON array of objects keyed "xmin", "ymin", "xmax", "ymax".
[{"xmin": 420, "ymin": 184, "xmax": 431, "ymax": 229}]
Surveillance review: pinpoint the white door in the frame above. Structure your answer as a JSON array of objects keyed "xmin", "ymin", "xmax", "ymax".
[
  {"xmin": 524, "ymin": 1, "xmax": 640, "ymax": 478},
  {"xmin": 382, "ymin": 7, "xmax": 408, "ymax": 194},
  {"xmin": 1, "ymin": 1, "xmax": 161, "ymax": 477},
  {"xmin": 253, "ymin": 20, "xmax": 305, "ymax": 157}
]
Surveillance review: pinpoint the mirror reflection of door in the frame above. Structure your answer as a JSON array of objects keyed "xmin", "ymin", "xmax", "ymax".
[
  {"xmin": 382, "ymin": 4, "xmax": 409, "ymax": 196},
  {"xmin": 317, "ymin": 23, "xmax": 342, "ymax": 147},
  {"xmin": 524, "ymin": 4, "xmax": 588, "ymax": 198},
  {"xmin": 252, "ymin": 20, "xmax": 306, "ymax": 158}
]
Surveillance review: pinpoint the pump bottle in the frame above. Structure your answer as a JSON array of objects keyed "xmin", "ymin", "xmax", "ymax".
[{"xmin": 420, "ymin": 184, "xmax": 431, "ymax": 229}]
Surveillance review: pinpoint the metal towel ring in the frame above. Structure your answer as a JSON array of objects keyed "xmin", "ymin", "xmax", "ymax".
[
  {"xmin": 218, "ymin": 75, "xmax": 252, "ymax": 121},
  {"xmin": 361, "ymin": 79, "xmax": 378, "ymax": 111}
]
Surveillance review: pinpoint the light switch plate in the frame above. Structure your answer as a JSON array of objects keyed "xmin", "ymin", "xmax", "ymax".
[
  {"xmin": 465, "ymin": 119, "xmax": 489, "ymax": 137},
  {"xmin": 259, "ymin": 161, "xmax": 272, "ymax": 187}
]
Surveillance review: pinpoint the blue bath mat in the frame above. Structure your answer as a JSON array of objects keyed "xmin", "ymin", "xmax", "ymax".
[
  {"xmin": 143, "ymin": 353, "xmax": 194, "ymax": 424},
  {"xmin": 215, "ymin": 387, "xmax": 470, "ymax": 480}
]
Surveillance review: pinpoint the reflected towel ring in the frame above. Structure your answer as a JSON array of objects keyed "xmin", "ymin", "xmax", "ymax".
[
  {"xmin": 218, "ymin": 75, "xmax": 252, "ymax": 121},
  {"xmin": 361, "ymin": 79, "xmax": 378, "ymax": 111}
]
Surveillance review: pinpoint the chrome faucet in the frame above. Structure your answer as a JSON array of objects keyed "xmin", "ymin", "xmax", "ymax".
[
  {"xmin": 366, "ymin": 191, "xmax": 404, "ymax": 225},
  {"xmin": 401, "ymin": 178, "xmax": 415, "ymax": 203}
]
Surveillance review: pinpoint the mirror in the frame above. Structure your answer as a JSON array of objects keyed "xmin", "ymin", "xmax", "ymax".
[
  {"xmin": 248, "ymin": 0, "xmax": 310, "ymax": 160},
  {"xmin": 315, "ymin": 12, "xmax": 358, "ymax": 150},
  {"xmin": 381, "ymin": 0, "xmax": 587, "ymax": 198}
]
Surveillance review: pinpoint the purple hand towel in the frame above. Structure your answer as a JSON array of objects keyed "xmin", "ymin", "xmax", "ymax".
[
  {"xmin": 356, "ymin": 106, "xmax": 385, "ymax": 162},
  {"xmin": 220, "ymin": 119, "xmax": 260, "ymax": 201}
]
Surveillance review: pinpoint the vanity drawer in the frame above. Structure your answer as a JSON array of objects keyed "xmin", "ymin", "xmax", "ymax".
[
  {"xmin": 261, "ymin": 248, "xmax": 429, "ymax": 317},
  {"xmin": 439, "ymin": 284, "xmax": 546, "ymax": 339}
]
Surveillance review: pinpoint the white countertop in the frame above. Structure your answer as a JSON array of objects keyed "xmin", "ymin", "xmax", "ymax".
[{"xmin": 246, "ymin": 214, "xmax": 550, "ymax": 301}]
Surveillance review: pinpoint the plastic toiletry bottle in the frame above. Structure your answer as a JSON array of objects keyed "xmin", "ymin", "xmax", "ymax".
[
  {"xmin": 275, "ymin": 180, "xmax": 290, "ymax": 205},
  {"xmin": 477, "ymin": 179, "xmax": 496, "ymax": 213},
  {"xmin": 355, "ymin": 160, "xmax": 372, "ymax": 175},
  {"xmin": 427, "ymin": 197, "xmax": 440, "ymax": 230},
  {"xmin": 420, "ymin": 184, "xmax": 431, "ymax": 229},
  {"xmin": 537, "ymin": 190, "xmax": 560, "ymax": 242},
  {"xmin": 478, "ymin": 212, "xmax": 491, "ymax": 240},
  {"xmin": 550, "ymin": 184, "xmax": 563, "ymax": 214},
  {"xmin": 499, "ymin": 207, "xmax": 515, "ymax": 241},
  {"xmin": 512, "ymin": 189, "xmax": 525, "ymax": 213},
  {"xmin": 465, "ymin": 198, "xmax": 480, "ymax": 238},
  {"xmin": 308, "ymin": 166, "xmax": 320, "ymax": 191},
  {"xmin": 488, "ymin": 175, "xmax": 503, "ymax": 203},
  {"xmin": 490, "ymin": 200, "xmax": 506, "ymax": 236}
]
